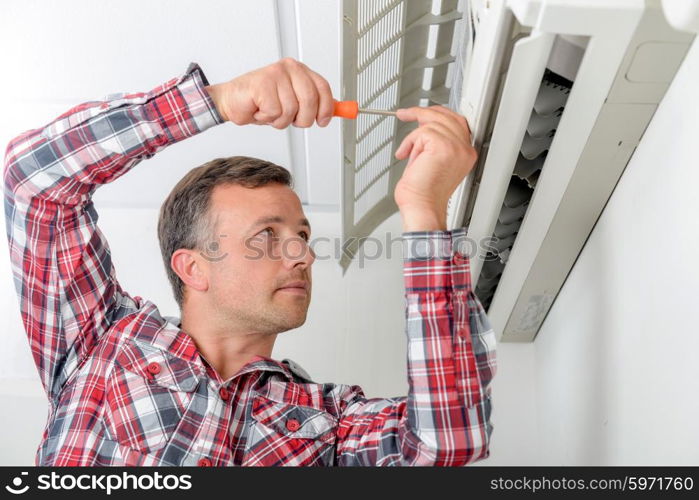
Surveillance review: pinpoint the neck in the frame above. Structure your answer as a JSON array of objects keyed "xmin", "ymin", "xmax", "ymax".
[{"xmin": 179, "ymin": 312, "xmax": 277, "ymax": 382}]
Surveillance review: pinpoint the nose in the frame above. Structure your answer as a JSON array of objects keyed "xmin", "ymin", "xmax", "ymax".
[{"xmin": 282, "ymin": 235, "xmax": 315, "ymax": 269}]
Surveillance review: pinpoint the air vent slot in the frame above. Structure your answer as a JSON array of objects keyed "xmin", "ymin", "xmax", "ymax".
[{"xmin": 475, "ymin": 69, "xmax": 572, "ymax": 309}]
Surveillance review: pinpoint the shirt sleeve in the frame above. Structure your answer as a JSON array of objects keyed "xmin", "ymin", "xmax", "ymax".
[
  {"xmin": 335, "ymin": 228, "xmax": 497, "ymax": 466},
  {"xmin": 3, "ymin": 63, "xmax": 223, "ymax": 403}
]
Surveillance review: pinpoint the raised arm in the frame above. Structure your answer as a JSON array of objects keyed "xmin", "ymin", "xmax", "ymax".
[
  {"xmin": 334, "ymin": 106, "xmax": 497, "ymax": 466},
  {"xmin": 3, "ymin": 63, "xmax": 222, "ymax": 402}
]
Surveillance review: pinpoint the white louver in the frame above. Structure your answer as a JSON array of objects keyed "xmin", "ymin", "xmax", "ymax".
[
  {"xmin": 475, "ymin": 72, "xmax": 572, "ymax": 309},
  {"xmin": 340, "ymin": 0, "xmax": 463, "ymax": 270},
  {"xmin": 340, "ymin": 0, "xmax": 694, "ymax": 343}
]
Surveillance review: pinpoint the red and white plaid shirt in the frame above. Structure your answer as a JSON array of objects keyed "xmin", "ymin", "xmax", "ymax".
[{"xmin": 3, "ymin": 63, "xmax": 497, "ymax": 466}]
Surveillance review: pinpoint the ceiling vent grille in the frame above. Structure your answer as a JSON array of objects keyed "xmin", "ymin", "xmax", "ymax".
[{"xmin": 340, "ymin": 0, "xmax": 463, "ymax": 270}]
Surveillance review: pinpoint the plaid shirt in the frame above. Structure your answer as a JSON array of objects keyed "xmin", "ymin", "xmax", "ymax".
[{"xmin": 3, "ymin": 63, "xmax": 497, "ymax": 466}]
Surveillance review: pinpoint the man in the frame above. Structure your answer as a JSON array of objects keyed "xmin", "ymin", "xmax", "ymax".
[{"xmin": 4, "ymin": 58, "xmax": 496, "ymax": 466}]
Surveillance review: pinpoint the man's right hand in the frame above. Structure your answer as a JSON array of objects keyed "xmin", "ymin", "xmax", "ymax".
[
  {"xmin": 205, "ymin": 58, "xmax": 335, "ymax": 129},
  {"xmin": 393, "ymin": 106, "xmax": 477, "ymax": 232}
]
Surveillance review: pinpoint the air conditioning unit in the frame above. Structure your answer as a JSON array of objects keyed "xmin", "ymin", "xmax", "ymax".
[{"xmin": 340, "ymin": 0, "xmax": 695, "ymax": 342}]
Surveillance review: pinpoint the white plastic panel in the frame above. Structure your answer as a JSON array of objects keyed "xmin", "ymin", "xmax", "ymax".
[
  {"xmin": 340, "ymin": 0, "xmax": 462, "ymax": 270},
  {"xmin": 447, "ymin": 0, "xmax": 515, "ymax": 229}
]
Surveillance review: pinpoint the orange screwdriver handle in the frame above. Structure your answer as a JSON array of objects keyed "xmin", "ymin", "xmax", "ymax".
[{"xmin": 333, "ymin": 100, "xmax": 359, "ymax": 119}]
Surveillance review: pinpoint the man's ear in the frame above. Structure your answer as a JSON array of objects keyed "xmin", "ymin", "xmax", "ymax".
[{"xmin": 171, "ymin": 249, "xmax": 209, "ymax": 293}]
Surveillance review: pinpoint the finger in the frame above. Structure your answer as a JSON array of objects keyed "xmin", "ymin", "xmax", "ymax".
[
  {"xmin": 407, "ymin": 135, "xmax": 425, "ymax": 166},
  {"xmin": 252, "ymin": 80, "xmax": 284, "ymax": 125},
  {"xmin": 288, "ymin": 64, "xmax": 320, "ymax": 128},
  {"xmin": 395, "ymin": 122, "xmax": 461, "ymax": 160},
  {"xmin": 397, "ymin": 106, "xmax": 466, "ymax": 139},
  {"xmin": 226, "ymin": 87, "xmax": 258, "ymax": 126},
  {"xmin": 395, "ymin": 127, "xmax": 421, "ymax": 160},
  {"xmin": 395, "ymin": 106, "xmax": 440, "ymax": 123},
  {"xmin": 306, "ymin": 69, "xmax": 334, "ymax": 127},
  {"xmin": 270, "ymin": 78, "xmax": 299, "ymax": 129},
  {"xmin": 395, "ymin": 128, "xmax": 425, "ymax": 165},
  {"xmin": 422, "ymin": 121, "xmax": 463, "ymax": 144},
  {"xmin": 396, "ymin": 106, "xmax": 468, "ymax": 140},
  {"xmin": 425, "ymin": 105, "xmax": 473, "ymax": 140}
]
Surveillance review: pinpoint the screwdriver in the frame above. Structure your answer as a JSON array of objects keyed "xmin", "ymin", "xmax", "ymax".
[{"xmin": 333, "ymin": 100, "xmax": 396, "ymax": 119}]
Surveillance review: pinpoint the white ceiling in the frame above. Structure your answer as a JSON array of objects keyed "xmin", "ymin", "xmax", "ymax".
[{"xmin": 0, "ymin": 0, "xmax": 343, "ymax": 209}]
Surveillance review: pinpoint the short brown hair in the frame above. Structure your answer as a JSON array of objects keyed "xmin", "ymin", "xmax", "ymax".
[{"xmin": 158, "ymin": 156, "xmax": 292, "ymax": 310}]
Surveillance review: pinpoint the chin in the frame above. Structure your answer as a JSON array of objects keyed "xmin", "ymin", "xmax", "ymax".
[
  {"xmin": 277, "ymin": 312, "xmax": 308, "ymax": 332},
  {"xmin": 289, "ymin": 314, "xmax": 308, "ymax": 329}
]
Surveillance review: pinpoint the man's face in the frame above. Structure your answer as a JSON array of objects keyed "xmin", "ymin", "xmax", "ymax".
[{"xmin": 198, "ymin": 182, "xmax": 314, "ymax": 334}]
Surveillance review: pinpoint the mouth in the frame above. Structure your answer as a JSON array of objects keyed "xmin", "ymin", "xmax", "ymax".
[{"xmin": 276, "ymin": 281, "xmax": 309, "ymax": 295}]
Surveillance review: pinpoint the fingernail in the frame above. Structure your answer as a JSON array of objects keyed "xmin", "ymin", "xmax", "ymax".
[{"xmin": 319, "ymin": 117, "xmax": 331, "ymax": 127}]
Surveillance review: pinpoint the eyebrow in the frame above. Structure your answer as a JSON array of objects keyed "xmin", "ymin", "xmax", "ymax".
[{"xmin": 248, "ymin": 215, "xmax": 311, "ymax": 233}]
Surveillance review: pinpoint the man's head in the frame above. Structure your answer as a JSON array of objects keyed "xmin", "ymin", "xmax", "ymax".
[{"xmin": 158, "ymin": 156, "xmax": 314, "ymax": 335}]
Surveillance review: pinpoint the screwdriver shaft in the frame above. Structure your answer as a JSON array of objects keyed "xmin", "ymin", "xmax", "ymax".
[{"xmin": 358, "ymin": 108, "xmax": 396, "ymax": 117}]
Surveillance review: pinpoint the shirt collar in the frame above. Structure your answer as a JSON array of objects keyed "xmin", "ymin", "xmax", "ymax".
[
  {"xmin": 228, "ymin": 355, "xmax": 296, "ymax": 382},
  {"xmin": 132, "ymin": 310, "xmax": 199, "ymax": 361},
  {"xmin": 133, "ymin": 308, "xmax": 309, "ymax": 383}
]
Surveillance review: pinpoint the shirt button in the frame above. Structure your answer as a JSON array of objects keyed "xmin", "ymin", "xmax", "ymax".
[
  {"xmin": 219, "ymin": 387, "xmax": 230, "ymax": 401},
  {"xmin": 337, "ymin": 426, "xmax": 349, "ymax": 439},
  {"xmin": 286, "ymin": 419, "xmax": 301, "ymax": 432},
  {"xmin": 147, "ymin": 362, "xmax": 161, "ymax": 375},
  {"xmin": 197, "ymin": 457, "xmax": 212, "ymax": 467}
]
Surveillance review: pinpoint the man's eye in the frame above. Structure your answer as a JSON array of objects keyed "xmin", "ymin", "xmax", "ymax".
[
  {"xmin": 299, "ymin": 231, "xmax": 310, "ymax": 242},
  {"xmin": 261, "ymin": 227, "xmax": 275, "ymax": 237}
]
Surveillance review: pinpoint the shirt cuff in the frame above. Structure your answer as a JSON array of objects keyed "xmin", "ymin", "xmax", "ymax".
[
  {"xmin": 146, "ymin": 62, "xmax": 225, "ymax": 144},
  {"xmin": 402, "ymin": 227, "xmax": 473, "ymax": 293}
]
